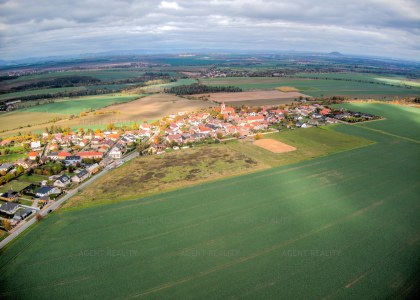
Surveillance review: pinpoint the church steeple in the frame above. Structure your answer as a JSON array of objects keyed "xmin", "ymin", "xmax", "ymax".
[{"xmin": 221, "ymin": 101, "xmax": 226, "ymax": 114}]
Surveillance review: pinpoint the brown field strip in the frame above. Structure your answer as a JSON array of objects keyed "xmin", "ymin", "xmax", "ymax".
[
  {"xmin": 253, "ymin": 139, "xmax": 297, "ymax": 153},
  {"xmin": 197, "ymin": 90, "xmax": 306, "ymax": 102}
]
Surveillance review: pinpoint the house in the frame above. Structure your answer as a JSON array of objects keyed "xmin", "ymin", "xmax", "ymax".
[
  {"xmin": 0, "ymin": 202, "xmax": 20, "ymax": 215},
  {"xmin": 245, "ymin": 115, "xmax": 265, "ymax": 124},
  {"xmin": 28, "ymin": 151, "xmax": 40, "ymax": 161},
  {"xmin": 320, "ymin": 108, "xmax": 331, "ymax": 115},
  {"xmin": 109, "ymin": 147, "xmax": 122, "ymax": 159},
  {"xmin": 0, "ymin": 163, "xmax": 13, "ymax": 173},
  {"xmin": 64, "ymin": 156, "xmax": 82, "ymax": 166},
  {"xmin": 47, "ymin": 152, "xmax": 59, "ymax": 160},
  {"xmin": 86, "ymin": 163, "xmax": 100, "ymax": 174},
  {"xmin": 57, "ymin": 151, "xmax": 72, "ymax": 160},
  {"xmin": 76, "ymin": 151, "xmax": 103, "ymax": 160},
  {"xmin": 34, "ymin": 186, "xmax": 61, "ymax": 198},
  {"xmin": 149, "ymin": 144, "xmax": 166, "ymax": 154},
  {"xmin": 16, "ymin": 159, "xmax": 34, "ymax": 169},
  {"xmin": 166, "ymin": 134, "xmax": 183, "ymax": 145},
  {"xmin": 72, "ymin": 169, "xmax": 90, "ymax": 183},
  {"xmin": 30, "ymin": 141, "xmax": 41, "ymax": 150},
  {"xmin": 221, "ymin": 102, "xmax": 235, "ymax": 115},
  {"xmin": 53, "ymin": 174, "xmax": 71, "ymax": 188},
  {"xmin": 0, "ymin": 190, "xmax": 19, "ymax": 201},
  {"xmin": 13, "ymin": 208, "xmax": 33, "ymax": 221}
]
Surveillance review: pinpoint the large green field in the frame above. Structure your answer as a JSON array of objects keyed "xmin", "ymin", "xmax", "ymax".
[
  {"xmin": 20, "ymin": 94, "xmax": 142, "ymax": 114},
  {"xmin": 0, "ymin": 104, "xmax": 419, "ymax": 299},
  {"xmin": 201, "ymin": 77, "xmax": 420, "ymax": 98},
  {"xmin": 4, "ymin": 69, "xmax": 146, "ymax": 84}
]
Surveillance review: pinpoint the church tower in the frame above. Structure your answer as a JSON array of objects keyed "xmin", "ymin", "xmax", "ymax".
[{"xmin": 221, "ymin": 101, "xmax": 226, "ymax": 114}]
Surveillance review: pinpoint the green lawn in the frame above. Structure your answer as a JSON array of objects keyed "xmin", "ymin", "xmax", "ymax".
[
  {"xmin": 0, "ymin": 152, "xmax": 26, "ymax": 163},
  {"xmin": 18, "ymin": 174, "xmax": 48, "ymax": 183},
  {"xmin": 0, "ymin": 104, "xmax": 419, "ymax": 299},
  {"xmin": 21, "ymin": 94, "xmax": 143, "ymax": 114},
  {"xmin": 201, "ymin": 77, "xmax": 419, "ymax": 98},
  {"xmin": 228, "ymin": 126, "xmax": 374, "ymax": 168},
  {"xmin": 0, "ymin": 180, "xmax": 31, "ymax": 193}
]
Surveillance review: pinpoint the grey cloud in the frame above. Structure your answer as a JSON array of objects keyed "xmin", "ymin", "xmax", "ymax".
[{"xmin": 0, "ymin": 0, "xmax": 419, "ymax": 60}]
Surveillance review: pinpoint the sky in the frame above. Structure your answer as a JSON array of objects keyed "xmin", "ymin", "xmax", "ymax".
[{"xmin": 0, "ymin": 0, "xmax": 419, "ymax": 61}]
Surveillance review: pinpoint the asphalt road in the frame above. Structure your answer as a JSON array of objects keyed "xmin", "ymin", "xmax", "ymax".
[{"xmin": 0, "ymin": 151, "xmax": 139, "ymax": 250}]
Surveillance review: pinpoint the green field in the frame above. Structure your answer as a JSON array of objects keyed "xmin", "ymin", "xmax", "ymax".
[
  {"xmin": 0, "ymin": 152, "xmax": 26, "ymax": 163},
  {"xmin": 4, "ymin": 69, "xmax": 146, "ymax": 83},
  {"xmin": 21, "ymin": 94, "xmax": 142, "ymax": 114},
  {"xmin": 0, "ymin": 104, "xmax": 419, "ymax": 299},
  {"xmin": 201, "ymin": 77, "xmax": 420, "ymax": 98}
]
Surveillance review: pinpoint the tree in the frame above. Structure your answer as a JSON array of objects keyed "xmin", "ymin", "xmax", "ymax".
[
  {"xmin": 16, "ymin": 165, "xmax": 25, "ymax": 176},
  {"xmin": 106, "ymin": 123, "xmax": 115, "ymax": 131},
  {"xmin": 216, "ymin": 132, "xmax": 223, "ymax": 140},
  {"xmin": 2, "ymin": 219, "xmax": 12, "ymax": 231},
  {"xmin": 132, "ymin": 122, "xmax": 139, "ymax": 130},
  {"xmin": 136, "ymin": 141, "xmax": 150, "ymax": 155},
  {"xmin": 254, "ymin": 133, "xmax": 263, "ymax": 140}
]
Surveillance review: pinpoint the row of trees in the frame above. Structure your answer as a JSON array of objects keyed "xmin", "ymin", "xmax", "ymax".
[
  {"xmin": 0, "ymin": 165, "xmax": 25, "ymax": 185},
  {"xmin": 2, "ymin": 76, "xmax": 101, "ymax": 93},
  {"xmin": 165, "ymin": 83, "xmax": 242, "ymax": 95}
]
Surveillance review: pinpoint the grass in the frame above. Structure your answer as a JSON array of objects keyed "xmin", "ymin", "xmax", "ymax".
[
  {"xmin": 0, "ymin": 152, "xmax": 26, "ymax": 163},
  {"xmin": 0, "ymin": 111, "xmax": 66, "ymax": 133},
  {"xmin": 63, "ymin": 127, "xmax": 372, "ymax": 209},
  {"xmin": 18, "ymin": 199, "xmax": 33, "ymax": 206},
  {"xmin": 0, "ymin": 180, "xmax": 31, "ymax": 193},
  {"xmin": 21, "ymin": 94, "xmax": 142, "ymax": 114},
  {"xmin": 18, "ymin": 174, "xmax": 48, "ymax": 183},
  {"xmin": 63, "ymin": 145, "xmax": 266, "ymax": 209},
  {"xmin": 0, "ymin": 104, "xmax": 419, "ymax": 299},
  {"xmin": 201, "ymin": 77, "xmax": 419, "ymax": 98}
]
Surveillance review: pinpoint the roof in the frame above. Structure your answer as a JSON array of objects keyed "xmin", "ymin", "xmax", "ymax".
[
  {"xmin": 0, "ymin": 163, "xmax": 13, "ymax": 169},
  {"xmin": 65, "ymin": 155, "xmax": 81, "ymax": 161},
  {"xmin": 77, "ymin": 151, "xmax": 103, "ymax": 157},
  {"xmin": 58, "ymin": 151, "xmax": 72, "ymax": 157},
  {"xmin": 28, "ymin": 151, "xmax": 39, "ymax": 157},
  {"xmin": 55, "ymin": 174, "xmax": 70, "ymax": 183},
  {"xmin": 0, "ymin": 202, "xmax": 19, "ymax": 213},
  {"xmin": 76, "ymin": 169, "xmax": 89, "ymax": 178},
  {"xmin": 35, "ymin": 186, "xmax": 56, "ymax": 194}
]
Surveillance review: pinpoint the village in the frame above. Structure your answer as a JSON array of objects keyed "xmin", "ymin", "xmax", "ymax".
[{"xmin": 0, "ymin": 101, "xmax": 379, "ymax": 232}]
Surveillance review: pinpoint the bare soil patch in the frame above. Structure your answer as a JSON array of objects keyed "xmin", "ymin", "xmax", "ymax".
[
  {"xmin": 253, "ymin": 139, "xmax": 297, "ymax": 153},
  {"xmin": 276, "ymin": 86, "xmax": 300, "ymax": 92},
  {"xmin": 198, "ymin": 90, "xmax": 306, "ymax": 103}
]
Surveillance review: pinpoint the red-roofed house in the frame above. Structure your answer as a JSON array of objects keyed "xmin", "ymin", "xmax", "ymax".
[
  {"xmin": 320, "ymin": 108, "xmax": 331, "ymax": 115},
  {"xmin": 245, "ymin": 115, "xmax": 265, "ymax": 124},
  {"xmin": 198, "ymin": 125, "xmax": 211, "ymax": 134},
  {"xmin": 76, "ymin": 152, "xmax": 103, "ymax": 159},
  {"xmin": 28, "ymin": 151, "xmax": 39, "ymax": 160},
  {"xmin": 57, "ymin": 152, "xmax": 72, "ymax": 160}
]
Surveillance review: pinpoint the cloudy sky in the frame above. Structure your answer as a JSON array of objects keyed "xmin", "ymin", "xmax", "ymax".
[{"xmin": 0, "ymin": 0, "xmax": 419, "ymax": 61}]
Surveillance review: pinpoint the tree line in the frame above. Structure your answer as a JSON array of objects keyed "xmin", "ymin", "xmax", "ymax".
[
  {"xmin": 2, "ymin": 76, "xmax": 101, "ymax": 93},
  {"xmin": 165, "ymin": 83, "xmax": 242, "ymax": 95}
]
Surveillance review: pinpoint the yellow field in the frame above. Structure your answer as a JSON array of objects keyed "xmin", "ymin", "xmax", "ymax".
[
  {"xmin": 0, "ymin": 111, "xmax": 66, "ymax": 132},
  {"xmin": 0, "ymin": 94, "xmax": 212, "ymax": 137}
]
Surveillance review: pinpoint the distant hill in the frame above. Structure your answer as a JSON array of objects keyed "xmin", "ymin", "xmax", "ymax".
[{"xmin": 328, "ymin": 51, "xmax": 343, "ymax": 56}]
